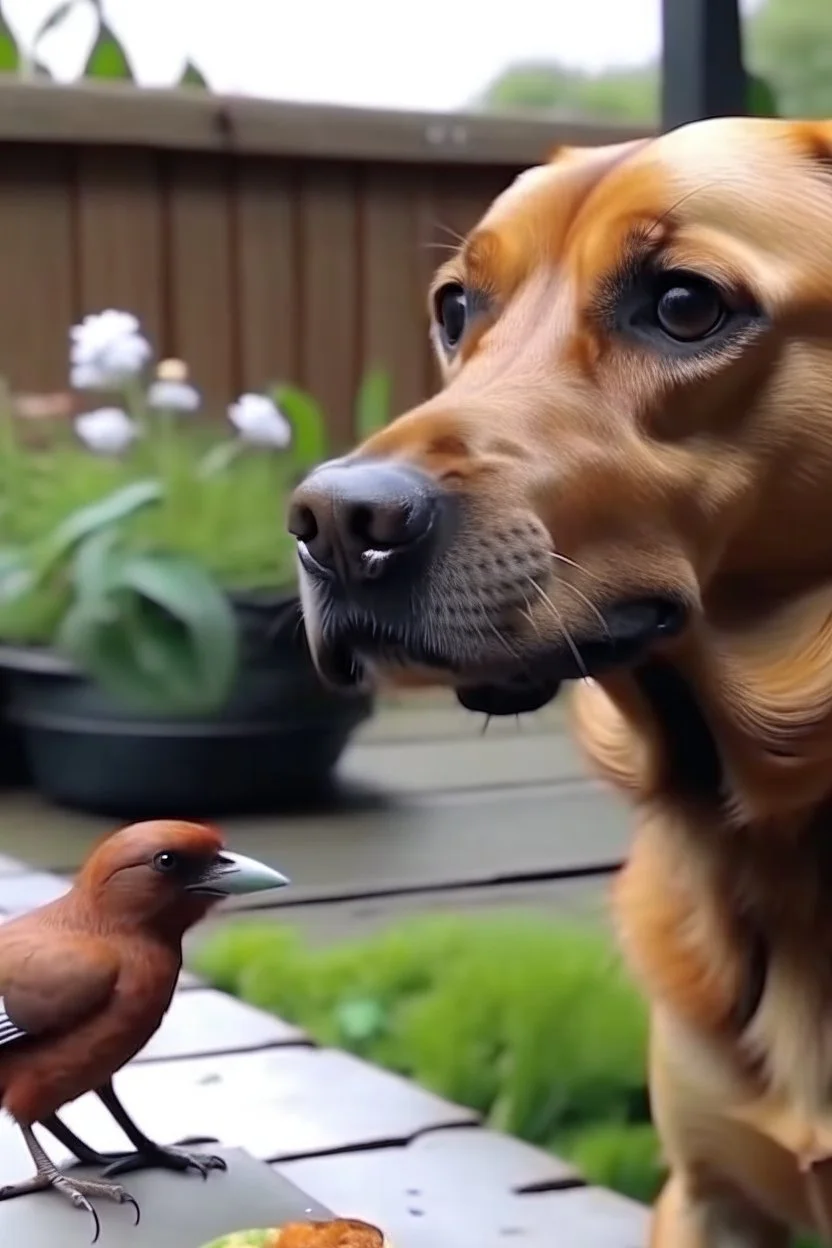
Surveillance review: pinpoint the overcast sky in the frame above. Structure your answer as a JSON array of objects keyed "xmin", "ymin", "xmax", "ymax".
[{"xmin": 4, "ymin": 0, "xmax": 764, "ymax": 113}]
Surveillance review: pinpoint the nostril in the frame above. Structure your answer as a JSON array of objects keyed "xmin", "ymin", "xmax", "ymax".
[
  {"xmin": 348, "ymin": 499, "xmax": 430, "ymax": 550},
  {"xmin": 288, "ymin": 502, "xmax": 319, "ymax": 544},
  {"xmin": 347, "ymin": 503, "xmax": 377, "ymax": 547}
]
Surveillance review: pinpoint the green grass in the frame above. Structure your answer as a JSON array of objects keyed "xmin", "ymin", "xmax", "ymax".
[
  {"xmin": 193, "ymin": 915, "xmax": 652, "ymax": 1188},
  {"xmin": 192, "ymin": 915, "xmax": 825, "ymax": 1245}
]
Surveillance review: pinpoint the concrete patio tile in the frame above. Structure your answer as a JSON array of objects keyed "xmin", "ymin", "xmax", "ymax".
[
  {"xmin": 0, "ymin": 853, "xmax": 28, "ymax": 875},
  {"xmin": 0, "ymin": 870, "xmax": 68, "ymax": 914},
  {"xmin": 280, "ymin": 1136, "xmax": 646, "ymax": 1248},
  {"xmin": 177, "ymin": 968, "xmax": 204, "ymax": 991},
  {"xmin": 279, "ymin": 1126, "xmax": 578, "ymax": 1207},
  {"xmin": 0, "ymin": 1145, "xmax": 331, "ymax": 1248},
  {"xmin": 135, "ymin": 989, "xmax": 308, "ymax": 1063},
  {"xmin": 56, "ymin": 1047, "xmax": 478, "ymax": 1162}
]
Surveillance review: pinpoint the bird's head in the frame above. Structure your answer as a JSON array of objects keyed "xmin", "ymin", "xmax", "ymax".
[{"xmin": 74, "ymin": 820, "xmax": 289, "ymax": 937}]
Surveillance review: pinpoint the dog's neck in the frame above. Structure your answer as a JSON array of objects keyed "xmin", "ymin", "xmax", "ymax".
[
  {"xmin": 593, "ymin": 582, "xmax": 832, "ymax": 830},
  {"xmin": 576, "ymin": 581, "xmax": 832, "ymax": 973}
]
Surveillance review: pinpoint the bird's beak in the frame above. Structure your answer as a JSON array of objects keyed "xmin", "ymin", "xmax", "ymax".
[{"xmin": 188, "ymin": 851, "xmax": 290, "ymax": 897}]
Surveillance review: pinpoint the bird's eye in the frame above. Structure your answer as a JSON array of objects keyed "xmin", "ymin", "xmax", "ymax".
[
  {"xmin": 654, "ymin": 274, "xmax": 725, "ymax": 342},
  {"xmin": 434, "ymin": 283, "xmax": 468, "ymax": 350},
  {"xmin": 153, "ymin": 851, "xmax": 181, "ymax": 874}
]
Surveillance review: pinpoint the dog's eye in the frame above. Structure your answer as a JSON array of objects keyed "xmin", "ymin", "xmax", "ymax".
[
  {"xmin": 655, "ymin": 276, "xmax": 725, "ymax": 342},
  {"xmin": 434, "ymin": 283, "xmax": 468, "ymax": 349}
]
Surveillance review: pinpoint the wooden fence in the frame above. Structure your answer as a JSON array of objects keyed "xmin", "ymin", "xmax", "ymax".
[{"xmin": 0, "ymin": 80, "xmax": 645, "ymax": 447}]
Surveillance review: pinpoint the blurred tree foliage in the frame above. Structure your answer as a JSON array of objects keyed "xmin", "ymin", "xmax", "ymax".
[
  {"xmin": 475, "ymin": 0, "xmax": 832, "ymax": 122},
  {"xmin": 0, "ymin": 0, "xmax": 208, "ymax": 87}
]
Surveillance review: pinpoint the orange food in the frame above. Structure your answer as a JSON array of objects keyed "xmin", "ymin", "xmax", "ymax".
[{"xmin": 269, "ymin": 1222, "xmax": 385, "ymax": 1247}]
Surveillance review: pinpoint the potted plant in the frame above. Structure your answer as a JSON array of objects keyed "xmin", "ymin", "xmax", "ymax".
[{"xmin": 0, "ymin": 310, "xmax": 385, "ymax": 817}]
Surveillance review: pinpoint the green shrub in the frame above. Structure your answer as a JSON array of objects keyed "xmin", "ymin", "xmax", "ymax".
[
  {"xmin": 555, "ymin": 1122, "xmax": 664, "ymax": 1204},
  {"xmin": 194, "ymin": 914, "xmax": 648, "ymax": 1142},
  {"xmin": 191, "ymin": 914, "xmax": 822, "ymax": 1245}
]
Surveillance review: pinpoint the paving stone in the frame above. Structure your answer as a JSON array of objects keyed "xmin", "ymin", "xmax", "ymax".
[
  {"xmin": 177, "ymin": 968, "xmax": 204, "ymax": 991},
  {"xmin": 135, "ymin": 989, "xmax": 307, "ymax": 1063},
  {"xmin": 280, "ymin": 1139, "xmax": 646, "ymax": 1248},
  {"xmin": 55, "ymin": 1047, "xmax": 477, "ymax": 1162},
  {"xmin": 0, "ymin": 1145, "xmax": 331, "ymax": 1248},
  {"xmin": 0, "ymin": 869, "xmax": 68, "ymax": 913},
  {"xmin": 279, "ymin": 1126, "xmax": 577, "ymax": 1206},
  {"xmin": 0, "ymin": 853, "xmax": 28, "ymax": 876}
]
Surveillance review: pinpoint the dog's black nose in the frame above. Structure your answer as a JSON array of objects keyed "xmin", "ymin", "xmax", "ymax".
[{"xmin": 288, "ymin": 460, "xmax": 438, "ymax": 582}]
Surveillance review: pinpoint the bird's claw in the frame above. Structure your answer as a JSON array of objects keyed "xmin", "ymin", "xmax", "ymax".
[
  {"xmin": 101, "ymin": 1143, "xmax": 227, "ymax": 1180},
  {"xmin": 0, "ymin": 1170, "xmax": 139, "ymax": 1243}
]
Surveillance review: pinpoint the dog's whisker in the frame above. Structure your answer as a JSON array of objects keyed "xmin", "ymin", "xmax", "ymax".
[
  {"xmin": 480, "ymin": 714, "xmax": 493, "ymax": 736},
  {"xmin": 432, "ymin": 220, "xmax": 467, "ymax": 247},
  {"xmin": 487, "ymin": 618, "xmax": 521, "ymax": 661},
  {"xmin": 560, "ymin": 580, "xmax": 611, "ymax": 638},
  {"xmin": 547, "ymin": 550, "xmax": 602, "ymax": 583},
  {"xmin": 530, "ymin": 578, "xmax": 590, "ymax": 682},
  {"xmin": 545, "ymin": 552, "xmax": 609, "ymax": 636}
]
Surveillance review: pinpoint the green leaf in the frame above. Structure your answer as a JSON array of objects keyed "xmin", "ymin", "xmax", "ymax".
[
  {"xmin": 197, "ymin": 440, "xmax": 247, "ymax": 479},
  {"xmin": 273, "ymin": 385, "xmax": 328, "ymax": 471},
  {"xmin": 354, "ymin": 368, "xmax": 390, "ymax": 441},
  {"xmin": 70, "ymin": 526, "xmax": 123, "ymax": 605},
  {"xmin": 59, "ymin": 550, "xmax": 239, "ymax": 714},
  {"xmin": 121, "ymin": 552, "xmax": 238, "ymax": 702},
  {"xmin": 748, "ymin": 74, "xmax": 778, "ymax": 118},
  {"xmin": 83, "ymin": 19, "xmax": 133, "ymax": 81},
  {"xmin": 30, "ymin": 0, "xmax": 77, "ymax": 51},
  {"xmin": 71, "ymin": 550, "xmax": 237, "ymax": 713},
  {"xmin": 336, "ymin": 998, "xmax": 387, "ymax": 1044},
  {"xmin": 0, "ymin": 548, "xmax": 34, "ymax": 603},
  {"xmin": 179, "ymin": 59, "xmax": 208, "ymax": 88},
  {"xmin": 0, "ymin": 10, "xmax": 20, "ymax": 72},
  {"xmin": 37, "ymin": 479, "xmax": 163, "ymax": 575}
]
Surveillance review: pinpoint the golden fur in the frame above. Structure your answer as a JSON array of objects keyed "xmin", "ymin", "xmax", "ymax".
[{"xmin": 336, "ymin": 117, "xmax": 832, "ymax": 1245}]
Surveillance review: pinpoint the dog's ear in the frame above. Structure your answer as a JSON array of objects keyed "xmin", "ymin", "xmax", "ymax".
[
  {"xmin": 786, "ymin": 120, "xmax": 832, "ymax": 172},
  {"xmin": 547, "ymin": 137, "xmax": 649, "ymax": 168}
]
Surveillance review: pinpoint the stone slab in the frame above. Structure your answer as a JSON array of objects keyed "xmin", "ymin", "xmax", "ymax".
[
  {"xmin": 177, "ymin": 968, "xmax": 203, "ymax": 991},
  {"xmin": 191, "ymin": 875, "xmax": 612, "ymax": 952},
  {"xmin": 0, "ymin": 852, "xmax": 28, "ymax": 875},
  {"xmin": 281, "ymin": 1138, "xmax": 646, "ymax": 1248},
  {"xmin": 0, "ymin": 1146, "xmax": 331, "ymax": 1248},
  {"xmin": 54, "ymin": 1048, "xmax": 477, "ymax": 1162},
  {"xmin": 0, "ymin": 775, "xmax": 628, "ymax": 903},
  {"xmin": 135, "ymin": 989, "xmax": 307, "ymax": 1063},
  {"xmin": 0, "ymin": 869, "xmax": 68, "ymax": 913},
  {"xmin": 280, "ymin": 1127, "xmax": 578, "ymax": 1202}
]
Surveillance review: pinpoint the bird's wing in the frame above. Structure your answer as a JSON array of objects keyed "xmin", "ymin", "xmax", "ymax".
[{"xmin": 0, "ymin": 931, "xmax": 120, "ymax": 1050}]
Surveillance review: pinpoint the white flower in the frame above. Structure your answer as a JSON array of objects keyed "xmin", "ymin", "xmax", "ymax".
[
  {"xmin": 147, "ymin": 378, "xmax": 201, "ymax": 412},
  {"xmin": 228, "ymin": 393, "xmax": 291, "ymax": 448},
  {"xmin": 70, "ymin": 310, "xmax": 152, "ymax": 390},
  {"xmin": 146, "ymin": 358, "xmax": 201, "ymax": 412},
  {"xmin": 75, "ymin": 407, "xmax": 139, "ymax": 455}
]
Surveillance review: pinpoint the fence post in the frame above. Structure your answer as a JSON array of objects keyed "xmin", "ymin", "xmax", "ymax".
[{"xmin": 661, "ymin": 0, "xmax": 746, "ymax": 131}]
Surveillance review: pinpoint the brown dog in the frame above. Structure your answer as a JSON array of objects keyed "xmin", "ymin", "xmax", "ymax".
[{"xmin": 289, "ymin": 117, "xmax": 832, "ymax": 1245}]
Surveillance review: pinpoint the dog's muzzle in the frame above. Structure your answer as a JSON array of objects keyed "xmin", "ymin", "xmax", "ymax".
[{"xmin": 288, "ymin": 458, "xmax": 687, "ymax": 715}]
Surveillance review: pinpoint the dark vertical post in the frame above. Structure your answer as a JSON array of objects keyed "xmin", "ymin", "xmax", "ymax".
[{"xmin": 661, "ymin": 0, "xmax": 747, "ymax": 131}]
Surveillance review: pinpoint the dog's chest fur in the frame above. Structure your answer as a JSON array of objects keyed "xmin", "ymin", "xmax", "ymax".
[{"xmin": 574, "ymin": 664, "xmax": 832, "ymax": 1131}]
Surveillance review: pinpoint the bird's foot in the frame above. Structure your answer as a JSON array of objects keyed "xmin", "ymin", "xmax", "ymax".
[
  {"xmin": 0, "ymin": 1169, "xmax": 139, "ymax": 1243},
  {"xmin": 101, "ymin": 1139, "xmax": 227, "ymax": 1180}
]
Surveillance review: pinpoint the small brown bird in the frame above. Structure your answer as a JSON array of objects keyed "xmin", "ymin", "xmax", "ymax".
[{"xmin": 0, "ymin": 819, "xmax": 288, "ymax": 1240}]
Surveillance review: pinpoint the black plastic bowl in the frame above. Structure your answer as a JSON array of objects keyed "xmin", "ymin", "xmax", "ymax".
[{"xmin": 0, "ymin": 593, "xmax": 373, "ymax": 819}]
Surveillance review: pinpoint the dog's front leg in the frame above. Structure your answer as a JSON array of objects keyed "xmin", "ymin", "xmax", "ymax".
[{"xmin": 651, "ymin": 1173, "xmax": 789, "ymax": 1248}]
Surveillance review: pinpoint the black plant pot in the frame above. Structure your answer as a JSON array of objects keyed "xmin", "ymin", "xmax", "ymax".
[
  {"xmin": 0, "ymin": 671, "xmax": 31, "ymax": 789},
  {"xmin": 0, "ymin": 592, "xmax": 373, "ymax": 819}
]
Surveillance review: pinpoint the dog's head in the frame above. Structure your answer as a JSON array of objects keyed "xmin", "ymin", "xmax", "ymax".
[{"xmin": 289, "ymin": 118, "xmax": 832, "ymax": 722}]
